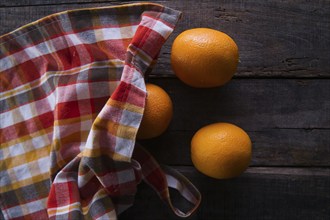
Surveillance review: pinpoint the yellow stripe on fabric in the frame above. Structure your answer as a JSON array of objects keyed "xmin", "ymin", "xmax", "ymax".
[
  {"xmin": 3, "ymin": 144, "xmax": 50, "ymax": 169},
  {"xmin": 92, "ymin": 11, "xmax": 109, "ymax": 64},
  {"xmin": 48, "ymin": 152, "xmax": 84, "ymax": 178},
  {"xmin": 107, "ymin": 99, "xmax": 144, "ymax": 114},
  {"xmin": 48, "ymin": 186, "xmax": 115, "ymax": 216},
  {"xmin": 82, "ymin": 147, "xmax": 131, "ymax": 161},
  {"xmin": 62, "ymin": 131, "xmax": 89, "ymax": 145},
  {"xmin": 116, "ymin": 123, "xmax": 138, "ymax": 139},
  {"xmin": 0, "ymin": 173, "xmax": 49, "ymax": 193},
  {"xmin": 51, "ymin": 115, "xmax": 94, "ymax": 142},
  {"xmin": 1, "ymin": 3, "xmax": 90, "ymax": 38},
  {"xmin": 111, "ymin": 151, "xmax": 132, "ymax": 162},
  {"xmin": 132, "ymin": 45, "xmax": 153, "ymax": 65},
  {"xmin": 1, "ymin": 60, "xmax": 124, "ymax": 99},
  {"xmin": 0, "ymin": 127, "xmax": 52, "ymax": 149},
  {"xmin": 53, "ymin": 114, "xmax": 95, "ymax": 126},
  {"xmin": 81, "ymin": 188, "xmax": 111, "ymax": 215},
  {"xmin": 93, "ymin": 117, "xmax": 138, "ymax": 140},
  {"xmin": 47, "ymin": 202, "xmax": 82, "ymax": 217}
]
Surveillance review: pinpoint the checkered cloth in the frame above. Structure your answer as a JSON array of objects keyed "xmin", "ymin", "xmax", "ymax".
[{"xmin": 0, "ymin": 3, "xmax": 201, "ymax": 219}]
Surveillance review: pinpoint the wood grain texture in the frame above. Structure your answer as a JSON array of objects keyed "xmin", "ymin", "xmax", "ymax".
[
  {"xmin": 158, "ymin": 0, "xmax": 330, "ymax": 78},
  {"xmin": 140, "ymin": 129, "xmax": 330, "ymax": 167},
  {"xmin": 1, "ymin": 0, "xmax": 329, "ymax": 78},
  {"xmin": 119, "ymin": 166, "xmax": 330, "ymax": 220},
  {"xmin": 149, "ymin": 78, "xmax": 330, "ymax": 131},
  {"xmin": 1, "ymin": 1, "xmax": 329, "ymax": 219},
  {"xmin": 0, "ymin": 0, "xmax": 136, "ymax": 6},
  {"xmin": 138, "ymin": 78, "xmax": 330, "ymax": 167}
]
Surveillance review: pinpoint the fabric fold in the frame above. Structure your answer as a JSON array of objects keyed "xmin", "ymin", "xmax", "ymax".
[{"xmin": 1, "ymin": 3, "xmax": 200, "ymax": 220}]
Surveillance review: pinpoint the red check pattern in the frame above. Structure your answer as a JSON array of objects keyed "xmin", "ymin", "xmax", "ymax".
[{"xmin": 0, "ymin": 3, "xmax": 201, "ymax": 219}]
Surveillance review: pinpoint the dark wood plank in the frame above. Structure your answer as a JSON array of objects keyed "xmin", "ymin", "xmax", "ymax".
[
  {"xmin": 138, "ymin": 78, "xmax": 330, "ymax": 166},
  {"xmin": 1, "ymin": 1, "xmax": 329, "ymax": 220},
  {"xmin": 140, "ymin": 129, "xmax": 330, "ymax": 167},
  {"xmin": 1, "ymin": 0, "xmax": 329, "ymax": 78},
  {"xmin": 148, "ymin": 78, "xmax": 330, "ymax": 130},
  {"xmin": 0, "ymin": 0, "xmax": 131, "ymax": 7},
  {"xmin": 0, "ymin": 2, "xmax": 111, "ymax": 35},
  {"xmin": 119, "ymin": 166, "xmax": 330, "ymax": 220},
  {"xmin": 158, "ymin": 0, "xmax": 330, "ymax": 78}
]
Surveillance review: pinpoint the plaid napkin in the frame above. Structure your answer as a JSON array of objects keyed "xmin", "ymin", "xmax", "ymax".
[{"xmin": 0, "ymin": 3, "xmax": 201, "ymax": 219}]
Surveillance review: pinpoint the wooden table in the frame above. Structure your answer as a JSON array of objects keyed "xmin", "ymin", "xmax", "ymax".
[{"xmin": 1, "ymin": 1, "xmax": 329, "ymax": 219}]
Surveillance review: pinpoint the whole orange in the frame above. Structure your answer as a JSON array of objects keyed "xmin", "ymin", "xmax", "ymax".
[
  {"xmin": 191, "ymin": 122, "xmax": 252, "ymax": 179},
  {"xmin": 171, "ymin": 28, "xmax": 239, "ymax": 88},
  {"xmin": 137, "ymin": 83, "xmax": 173, "ymax": 139}
]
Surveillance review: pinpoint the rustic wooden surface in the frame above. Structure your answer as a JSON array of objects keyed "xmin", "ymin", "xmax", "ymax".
[{"xmin": 1, "ymin": 0, "xmax": 329, "ymax": 219}]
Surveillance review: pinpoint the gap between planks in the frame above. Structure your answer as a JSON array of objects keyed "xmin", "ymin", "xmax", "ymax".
[{"xmin": 172, "ymin": 166, "xmax": 330, "ymax": 177}]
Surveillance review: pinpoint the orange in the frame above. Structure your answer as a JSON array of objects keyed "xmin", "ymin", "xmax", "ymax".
[
  {"xmin": 191, "ymin": 122, "xmax": 252, "ymax": 179},
  {"xmin": 137, "ymin": 83, "xmax": 173, "ymax": 139},
  {"xmin": 171, "ymin": 28, "xmax": 239, "ymax": 88}
]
